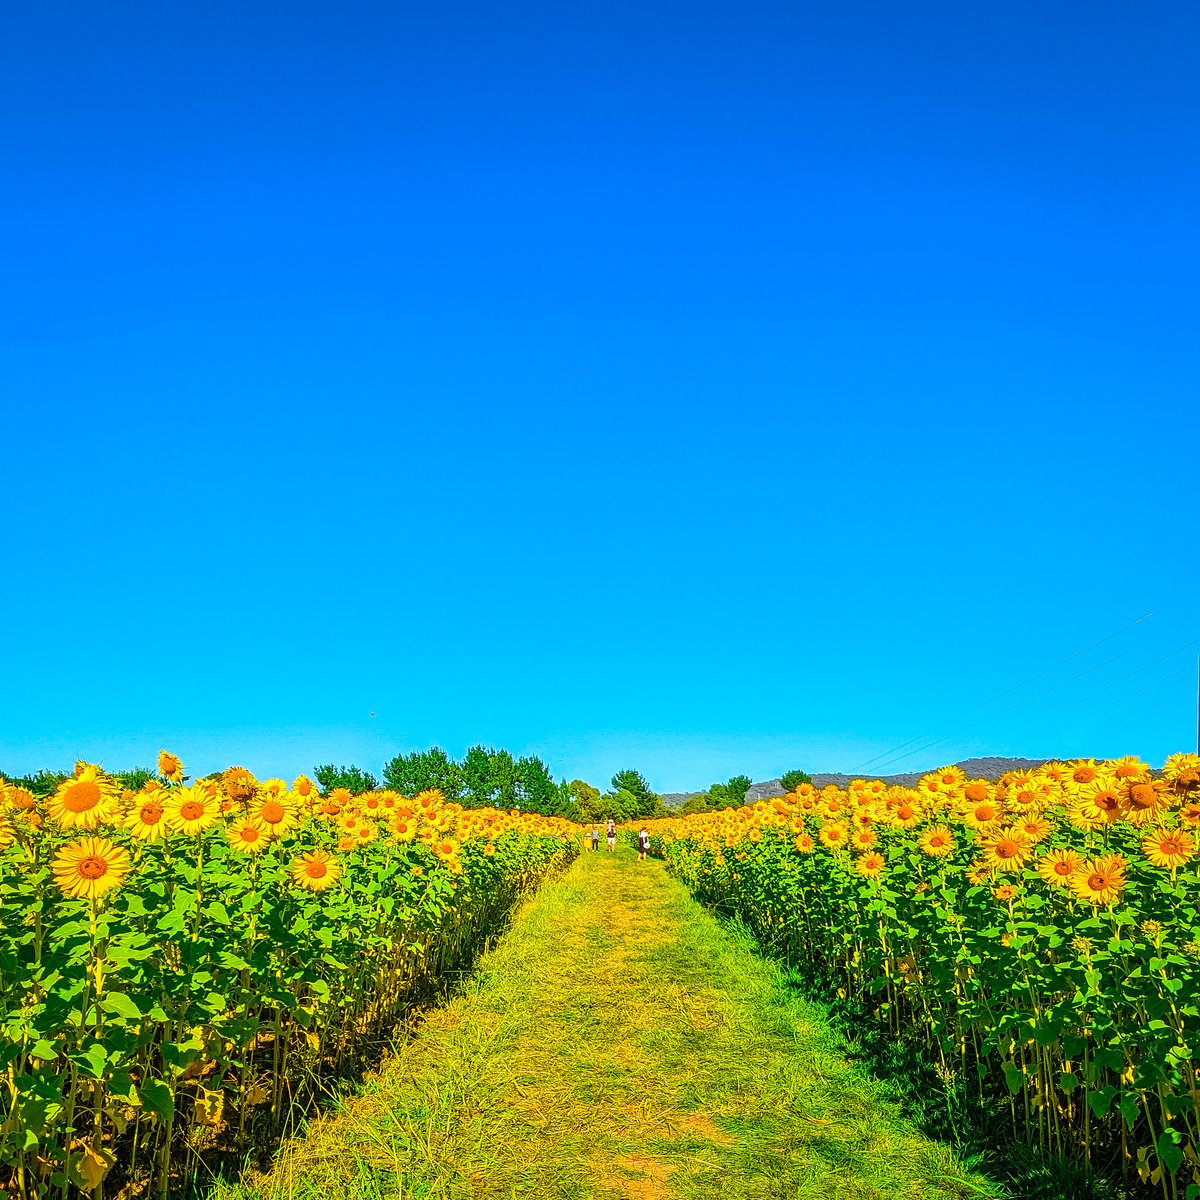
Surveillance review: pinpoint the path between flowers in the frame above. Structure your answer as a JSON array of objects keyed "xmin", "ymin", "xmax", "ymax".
[{"xmin": 218, "ymin": 847, "xmax": 998, "ymax": 1200}]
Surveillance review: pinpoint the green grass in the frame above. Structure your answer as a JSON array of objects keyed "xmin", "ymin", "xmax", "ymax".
[{"xmin": 211, "ymin": 849, "xmax": 1003, "ymax": 1200}]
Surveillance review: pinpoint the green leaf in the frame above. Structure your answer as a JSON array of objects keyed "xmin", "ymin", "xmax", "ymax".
[
  {"xmin": 1157, "ymin": 1128, "xmax": 1184, "ymax": 1175},
  {"xmin": 100, "ymin": 992, "xmax": 145, "ymax": 1020},
  {"xmin": 137, "ymin": 1078, "xmax": 174, "ymax": 1123}
]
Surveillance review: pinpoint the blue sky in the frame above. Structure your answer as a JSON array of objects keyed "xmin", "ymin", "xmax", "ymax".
[{"xmin": 3, "ymin": 1, "xmax": 1198, "ymax": 792}]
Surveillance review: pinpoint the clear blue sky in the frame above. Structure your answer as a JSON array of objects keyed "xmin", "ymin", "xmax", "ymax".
[{"xmin": 3, "ymin": 1, "xmax": 1198, "ymax": 792}]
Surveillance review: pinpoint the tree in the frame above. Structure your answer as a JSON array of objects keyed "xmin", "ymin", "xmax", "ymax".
[
  {"xmin": 570, "ymin": 780, "xmax": 604, "ymax": 823},
  {"xmin": 780, "ymin": 769, "xmax": 813, "ymax": 792},
  {"xmin": 707, "ymin": 774, "xmax": 752, "ymax": 810},
  {"xmin": 610, "ymin": 769, "xmax": 659, "ymax": 815},
  {"xmin": 679, "ymin": 791, "xmax": 710, "ymax": 815},
  {"xmin": 460, "ymin": 745, "xmax": 495, "ymax": 806},
  {"xmin": 515, "ymin": 754, "xmax": 559, "ymax": 815},
  {"xmin": 382, "ymin": 747, "xmax": 462, "ymax": 799},
  {"xmin": 113, "ymin": 767, "xmax": 158, "ymax": 791},
  {"xmin": 314, "ymin": 763, "xmax": 380, "ymax": 796}
]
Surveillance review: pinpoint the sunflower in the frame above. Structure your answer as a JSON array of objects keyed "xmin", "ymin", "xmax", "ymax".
[
  {"xmin": 1162, "ymin": 753, "xmax": 1200, "ymax": 792},
  {"xmin": 1121, "ymin": 777, "xmax": 1169, "ymax": 826},
  {"xmin": 855, "ymin": 851, "xmax": 886, "ymax": 879},
  {"xmin": 389, "ymin": 815, "xmax": 418, "ymax": 842},
  {"xmin": 818, "ymin": 821, "xmax": 849, "ymax": 850},
  {"xmin": 52, "ymin": 837, "xmax": 131, "ymax": 900},
  {"xmin": 226, "ymin": 817, "xmax": 271, "ymax": 854},
  {"xmin": 888, "ymin": 796, "xmax": 924, "ymax": 828},
  {"xmin": 164, "ymin": 783, "xmax": 221, "ymax": 835},
  {"xmin": 0, "ymin": 813, "xmax": 13, "ymax": 849},
  {"xmin": 1036, "ymin": 847, "xmax": 1083, "ymax": 889},
  {"xmin": 292, "ymin": 774, "xmax": 318, "ymax": 803},
  {"xmin": 46, "ymin": 766, "xmax": 124, "ymax": 832},
  {"xmin": 1070, "ymin": 854, "xmax": 1127, "ymax": 905},
  {"xmin": 1036, "ymin": 762, "xmax": 1072, "ymax": 787},
  {"xmin": 157, "ymin": 750, "xmax": 185, "ymax": 783},
  {"xmin": 483, "ymin": 842, "xmax": 497, "ymax": 856},
  {"xmin": 993, "ymin": 884, "xmax": 1018, "ymax": 902},
  {"xmin": 850, "ymin": 826, "xmax": 877, "ymax": 851},
  {"xmin": 253, "ymin": 794, "xmax": 298, "ymax": 839},
  {"xmin": 291, "ymin": 850, "xmax": 341, "ymax": 891},
  {"xmin": 1110, "ymin": 755, "xmax": 1150, "ymax": 780},
  {"xmin": 919, "ymin": 825, "xmax": 956, "ymax": 858},
  {"xmin": 431, "ymin": 837, "xmax": 461, "ymax": 862},
  {"xmin": 793, "ymin": 832, "xmax": 815, "ymax": 854},
  {"xmin": 1142, "ymin": 826, "xmax": 1195, "ymax": 871},
  {"xmin": 353, "ymin": 822, "xmax": 379, "ymax": 846},
  {"xmin": 960, "ymin": 799, "xmax": 1005, "ymax": 829},
  {"xmin": 125, "ymin": 795, "xmax": 169, "ymax": 841},
  {"xmin": 1014, "ymin": 816, "xmax": 1051, "ymax": 844},
  {"xmin": 978, "ymin": 828, "xmax": 1033, "ymax": 872},
  {"xmin": 1065, "ymin": 759, "xmax": 1104, "ymax": 789},
  {"xmin": 221, "ymin": 767, "xmax": 258, "ymax": 805},
  {"xmin": 962, "ymin": 780, "xmax": 992, "ymax": 805},
  {"xmin": 1067, "ymin": 784, "xmax": 1122, "ymax": 831},
  {"xmin": 415, "ymin": 788, "xmax": 445, "ymax": 812}
]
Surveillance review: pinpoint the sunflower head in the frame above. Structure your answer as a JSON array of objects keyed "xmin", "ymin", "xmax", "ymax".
[
  {"xmin": 157, "ymin": 750, "xmax": 185, "ymax": 783},
  {"xmin": 52, "ymin": 837, "xmax": 131, "ymax": 901},
  {"xmin": 47, "ymin": 766, "xmax": 124, "ymax": 832},
  {"xmin": 291, "ymin": 850, "xmax": 341, "ymax": 891}
]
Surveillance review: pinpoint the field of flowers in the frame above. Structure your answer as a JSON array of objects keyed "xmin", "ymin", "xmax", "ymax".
[
  {"xmin": 0, "ymin": 753, "xmax": 578, "ymax": 1198},
  {"xmin": 647, "ymin": 754, "xmax": 1200, "ymax": 1199}
]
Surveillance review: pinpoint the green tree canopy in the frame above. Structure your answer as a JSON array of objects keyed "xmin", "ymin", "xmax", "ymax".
[
  {"xmin": 382, "ymin": 747, "xmax": 463, "ymax": 799},
  {"xmin": 780, "ymin": 769, "xmax": 813, "ymax": 792},
  {"xmin": 314, "ymin": 764, "xmax": 380, "ymax": 796}
]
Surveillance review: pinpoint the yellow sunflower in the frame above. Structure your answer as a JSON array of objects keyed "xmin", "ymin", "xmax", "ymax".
[
  {"xmin": 1121, "ymin": 777, "xmax": 1169, "ymax": 827},
  {"xmin": 221, "ymin": 766, "xmax": 258, "ymax": 805},
  {"xmin": 960, "ymin": 799, "xmax": 1005, "ymax": 829},
  {"xmin": 226, "ymin": 817, "xmax": 271, "ymax": 854},
  {"xmin": 1067, "ymin": 784, "xmax": 1122, "ymax": 831},
  {"xmin": 793, "ymin": 832, "xmax": 815, "ymax": 854},
  {"xmin": 388, "ymin": 815, "xmax": 418, "ymax": 842},
  {"xmin": 1110, "ymin": 755, "xmax": 1150, "ymax": 780},
  {"xmin": 290, "ymin": 850, "xmax": 341, "ymax": 891},
  {"xmin": 978, "ymin": 828, "xmax": 1033, "ymax": 872},
  {"xmin": 164, "ymin": 783, "xmax": 221, "ymax": 836},
  {"xmin": 1036, "ymin": 847, "xmax": 1083, "ymax": 889},
  {"xmin": 46, "ymin": 766, "xmax": 123, "ymax": 832},
  {"xmin": 818, "ymin": 821, "xmax": 849, "ymax": 850},
  {"xmin": 918, "ymin": 825, "xmax": 956, "ymax": 858},
  {"xmin": 855, "ymin": 851, "xmax": 886, "ymax": 879},
  {"xmin": 1162, "ymin": 753, "xmax": 1200, "ymax": 792},
  {"xmin": 0, "ymin": 813, "xmax": 13, "ymax": 849},
  {"xmin": 253, "ymin": 793, "xmax": 298, "ymax": 839},
  {"xmin": 1014, "ymin": 816, "xmax": 1051, "ymax": 843},
  {"xmin": 1142, "ymin": 826, "xmax": 1195, "ymax": 871},
  {"xmin": 125, "ymin": 795, "xmax": 169, "ymax": 841},
  {"xmin": 292, "ymin": 774, "xmax": 318, "ymax": 803},
  {"xmin": 157, "ymin": 750, "xmax": 185, "ymax": 783},
  {"xmin": 850, "ymin": 826, "xmax": 877, "ymax": 851},
  {"xmin": 1071, "ymin": 854, "xmax": 1127, "ymax": 905},
  {"xmin": 52, "ymin": 837, "xmax": 131, "ymax": 900},
  {"xmin": 483, "ymin": 842, "xmax": 497, "ymax": 856}
]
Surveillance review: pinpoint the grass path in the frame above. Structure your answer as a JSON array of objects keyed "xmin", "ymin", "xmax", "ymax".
[{"xmin": 218, "ymin": 848, "xmax": 1001, "ymax": 1200}]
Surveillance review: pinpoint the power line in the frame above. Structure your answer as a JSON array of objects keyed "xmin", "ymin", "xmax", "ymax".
[
  {"xmin": 1059, "ymin": 666, "xmax": 1190, "ymax": 726},
  {"xmin": 856, "ymin": 610, "xmax": 1159, "ymax": 771},
  {"xmin": 868, "ymin": 655, "xmax": 1124, "ymax": 775},
  {"xmin": 1057, "ymin": 635, "xmax": 1200, "ymax": 712}
]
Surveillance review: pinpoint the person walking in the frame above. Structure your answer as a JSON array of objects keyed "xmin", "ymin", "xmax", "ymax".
[
  {"xmin": 605, "ymin": 819, "xmax": 616, "ymax": 852},
  {"xmin": 590, "ymin": 826, "xmax": 600, "ymax": 852},
  {"xmin": 637, "ymin": 827, "xmax": 650, "ymax": 861}
]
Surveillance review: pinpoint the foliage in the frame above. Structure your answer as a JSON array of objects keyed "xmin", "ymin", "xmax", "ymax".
[
  {"xmin": 569, "ymin": 780, "xmax": 603, "ymax": 824},
  {"xmin": 780, "ymin": 769, "xmax": 813, "ymax": 792},
  {"xmin": 382, "ymin": 747, "xmax": 463, "ymax": 800},
  {"xmin": 679, "ymin": 792, "xmax": 711, "ymax": 815},
  {"xmin": 647, "ymin": 754, "xmax": 1200, "ymax": 1198},
  {"xmin": 313, "ymin": 763, "xmax": 380, "ymax": 796},
  {"xmin": 0, "ymin": 754, "xmax": 578, "ymax": 1198}
]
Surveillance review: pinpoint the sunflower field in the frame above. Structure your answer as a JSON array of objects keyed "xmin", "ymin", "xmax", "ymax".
[
  {"xmin": 647, "ymin": 754, "xmax": 1200, "ymax": 1199},
  {"xmin": 0, "ymin": 753, "xmax": 578, "ymax": 1198}
]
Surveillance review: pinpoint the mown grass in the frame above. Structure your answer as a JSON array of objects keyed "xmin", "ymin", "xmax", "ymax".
[{"xmin": 211, "ymin": 848, "xmax": 1002, "ymax": 1200}]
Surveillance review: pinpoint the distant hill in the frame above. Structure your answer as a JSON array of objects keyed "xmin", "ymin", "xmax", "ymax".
[{"xmin": 660, "ymin": 756, "xmax": 1047, "ymax": 810}]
